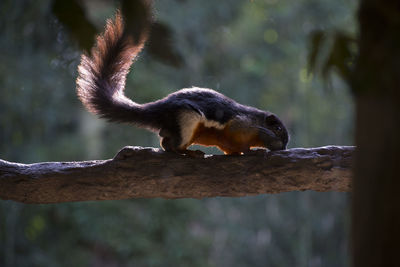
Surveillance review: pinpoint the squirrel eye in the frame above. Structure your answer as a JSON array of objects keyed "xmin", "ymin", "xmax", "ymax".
[{"xmin": 275, "ymin": 125, "xmax": 282, "ymax": 131}]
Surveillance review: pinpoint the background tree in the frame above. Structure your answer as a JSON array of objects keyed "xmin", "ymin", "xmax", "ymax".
[{"xmin": 352, "ymin": 0, "xmax": 400, "ymax": 266}]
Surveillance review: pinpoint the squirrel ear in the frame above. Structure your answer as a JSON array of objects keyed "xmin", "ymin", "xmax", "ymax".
[{"xmin": 265, "ymin": 114, "xmax": 278, "ymax": 125}]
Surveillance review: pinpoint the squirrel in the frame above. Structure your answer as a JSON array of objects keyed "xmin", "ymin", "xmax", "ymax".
[{"xmin": 76, "ymin": 13, "xmax": 289, "ymax": 155}]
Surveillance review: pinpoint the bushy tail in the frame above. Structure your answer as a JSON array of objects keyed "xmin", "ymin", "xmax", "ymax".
[{"xmin": 76, "ymin": 12, "xmax": 156, "ymax": 128}]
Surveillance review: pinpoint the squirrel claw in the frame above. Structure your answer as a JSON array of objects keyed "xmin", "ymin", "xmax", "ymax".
[{"xmin": 183, "ymin": 149, "xmax": 205, "ymax": 158}]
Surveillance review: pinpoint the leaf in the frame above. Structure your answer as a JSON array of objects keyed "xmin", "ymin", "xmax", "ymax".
[
  {"xmin": 121, "ymin": 0, "xmax": 183, "ymax": 67},
  {"xmin": 53, "ymin": 0, "xmax": 183, "ymax": 67},
  {"xmin": 307, "ymin": 29, "xmax": 357, "ymax": 84},
  {"xmin": 52, "ymin": 0, "xmax": 97, "ymax": 52},
  {"xmin": 308, "ymin": 30, "xmax": 325, "ymax": 75},
  {"xmin": 322, "ymin": 32, "xmax": 356, "ymax": 83},
  {"xmin": 121, "ymin": 0, "xmax": 153, "ymax": 44},
  {"xmin": 147, "ymin": 22, "xmax": 184, "ymax": 68}
]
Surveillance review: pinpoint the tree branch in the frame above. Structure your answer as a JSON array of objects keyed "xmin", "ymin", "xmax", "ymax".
[{"xmin": 0, "ymin": 146, "xmax": 353, "ymax": 204}]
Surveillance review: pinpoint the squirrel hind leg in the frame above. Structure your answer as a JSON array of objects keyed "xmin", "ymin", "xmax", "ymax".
[
  {"xmin": 158, "ymin": 111, "xmax": 200, "ymax": 154},
  {"xmin": 159, "ymin": 127, "xmax": 187, "ymax": 152},
  {"xmin": 160, "ymin": 134, "xmax": 204, "ymax": 158}
]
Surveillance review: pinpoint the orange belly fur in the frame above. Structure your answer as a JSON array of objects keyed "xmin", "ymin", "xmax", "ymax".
[{"xmin": 188, "ymin": 121, "xmax": 265, "ymax": 154}]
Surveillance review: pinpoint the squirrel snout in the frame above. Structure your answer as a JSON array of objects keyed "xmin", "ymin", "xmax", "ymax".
[
  {"xmin": 268, "ymin": 140, "xmax": 285, "ymax": 151},
  {"xmin": 258, "ymin": 128, "xmax": 286, "ymax": 151}
]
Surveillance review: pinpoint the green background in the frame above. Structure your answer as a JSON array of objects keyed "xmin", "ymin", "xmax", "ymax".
[{"xmin": 0, "ymin": 0, "xmax": 355, "ymax": 266}]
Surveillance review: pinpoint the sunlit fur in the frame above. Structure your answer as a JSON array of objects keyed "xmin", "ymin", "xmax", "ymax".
[{"xmin": 76, "ymin": 12, "xmax": 289, "ymax": 154}]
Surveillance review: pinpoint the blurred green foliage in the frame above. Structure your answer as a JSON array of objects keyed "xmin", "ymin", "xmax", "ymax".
[
  {"xmin": 308, "ymin": 30, "xmax": 356, "ymax": 85},
  {"xmin": 0, "ymin": 0, "xmax": 356, "ymax": 266}
]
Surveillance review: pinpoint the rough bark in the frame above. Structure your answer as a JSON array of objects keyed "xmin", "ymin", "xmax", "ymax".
[
  {"xmin": 352, "ymin": 0, "xmax": 400, "ymax": 266},
  {"xmin": 0, "ymin": 146, "xmax": 353, "ymax": 204}
]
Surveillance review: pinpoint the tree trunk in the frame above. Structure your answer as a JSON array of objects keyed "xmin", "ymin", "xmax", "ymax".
[{"xmin": 352, "ymin": 0, "xmax": 400, "ymax": 266}]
